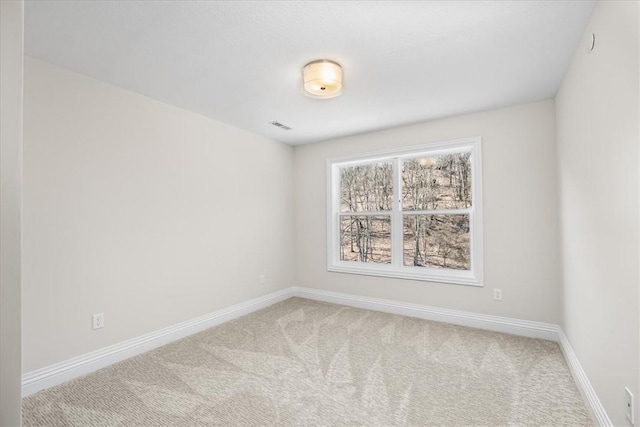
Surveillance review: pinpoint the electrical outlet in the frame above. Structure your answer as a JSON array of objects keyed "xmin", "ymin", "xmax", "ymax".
[
  {"xmin": 92, "ymin": 313, "xmax": 104, "ymax": 330},
  {"xmin": 625, "ymin": 387, "xmax": 634, "ymax": 425},
  {"xmin": 259, "ymin": 274, "xmax": 266, "ymax": 284},
  {"xmin": 493, "ymin": 289, "xmax": 502, "ymax": 301}
]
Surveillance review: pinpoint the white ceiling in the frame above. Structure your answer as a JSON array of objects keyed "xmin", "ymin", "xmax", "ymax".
[{"xmin": 25, "ymin": 1, "xmax": 596, "ymax": 146}]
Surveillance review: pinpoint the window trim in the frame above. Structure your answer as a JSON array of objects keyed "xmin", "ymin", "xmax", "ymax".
[{"xmin": 326, "ymin": 137, "xmax": 483, "ymax": 286}]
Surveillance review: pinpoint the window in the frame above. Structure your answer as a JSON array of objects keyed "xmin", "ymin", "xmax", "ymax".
[{"xmin": 327, "ymin": 137, "xmax": 483, "ymax": 286}]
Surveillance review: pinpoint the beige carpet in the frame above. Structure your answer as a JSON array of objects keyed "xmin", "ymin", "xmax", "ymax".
[{"xmin": 23, "ymin": 297, "xmax": 593, "ymax": 426}]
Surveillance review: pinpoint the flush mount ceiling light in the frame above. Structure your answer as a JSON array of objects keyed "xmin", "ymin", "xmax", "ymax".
[{"xmin": 302, "ymin": 59, "xmax": 343, "ymax": 99}]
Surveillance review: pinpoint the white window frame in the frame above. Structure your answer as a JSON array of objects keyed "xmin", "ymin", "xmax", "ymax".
[{"xmin": 327, "ymin": 137, "xmax": 483, "ymax": 286}]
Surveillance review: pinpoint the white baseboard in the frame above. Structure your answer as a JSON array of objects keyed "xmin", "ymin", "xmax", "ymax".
[
  {"xmin": 292, "ymin": 286, "xmax": 560, "ymax": 341},
  {"xmin": 21, "ymin": 287, "xmax": 294, "ymax": 397},
  {"xmin": 557, "ymin": 329, "xmax": 613, "ymax": 427},
  {"xmin": 22, "ymin": 285, "xmax": 611, "ymax": 426}
]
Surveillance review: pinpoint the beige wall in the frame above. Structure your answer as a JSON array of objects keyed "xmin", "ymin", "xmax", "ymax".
[
  {"xmin": 556, "ymin": 1, "xmax": 640, "ymax": 425},
  {"xmin": 0, "ymin": 1, "xmax": 24, "ymax": 425},
  {"xmin": 22, "ymin": 58, "xmax": 294, "ymax": 372},
  {"xmin": 294, "ymin": 100, "xmax": 561, "ymax": 324}
]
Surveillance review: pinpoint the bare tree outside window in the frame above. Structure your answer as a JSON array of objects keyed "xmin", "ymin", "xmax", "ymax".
[
  {"xmin": 403, "ymin": 214, "xmax": 470, "ymax": 269},
  {"xmin": 340, "ymin": 216, "xmax": 391, "ymax": 263},
  {"xmin": 339, "ymin": 162, "xmax": 392, "ymax": 264},
  {"xmin": 340, "ymin": 162, "xmax": 393, "ymax": 212},
  {"xmin": 402, "ymin": 153, "xmax": 472, "ymax": 210},
  {"xmin": 401, "ymin": 152, "xmax": 472, "ymax": 270}
]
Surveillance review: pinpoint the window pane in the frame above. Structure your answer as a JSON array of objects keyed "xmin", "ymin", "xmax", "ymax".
[
  {"xmin": 340, "ymin": 216, "xmax": 391, "ymax": 264},
  {"xmin": 403, "ymin": 214, "xmax": 470, "ymax": 270},
  {"xmin": 402, "ymin": 152, "xmax": 472, "ymax": 210},
  {"xmin": 340, "ymin": 162, "xmax": 393, "ymax": 212}
]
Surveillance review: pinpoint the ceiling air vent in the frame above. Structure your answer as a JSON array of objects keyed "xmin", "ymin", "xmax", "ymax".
[{"xmin": 269, "ymin": 121, "xmax": 292, "ymax": 130}]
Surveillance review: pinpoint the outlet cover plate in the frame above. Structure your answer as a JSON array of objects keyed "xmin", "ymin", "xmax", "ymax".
[{"xmin": 92, "ymin": 313, "xmax": 104, "ymax": 330}]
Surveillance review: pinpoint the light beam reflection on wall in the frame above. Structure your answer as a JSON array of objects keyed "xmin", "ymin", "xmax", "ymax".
[{"xmin": 302, "ymin": 60, "xmax": 343, "ymax": 99}]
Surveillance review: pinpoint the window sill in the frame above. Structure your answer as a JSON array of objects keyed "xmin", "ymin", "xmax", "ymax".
[{"xmin": 327, "ymin": 263, "xmax": 483, "ymax": 287}]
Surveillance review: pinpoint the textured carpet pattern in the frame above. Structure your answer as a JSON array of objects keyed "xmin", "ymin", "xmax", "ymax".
[{"xmin": 23, "ymin": 297, "xmax": 593, "ymax": 426}]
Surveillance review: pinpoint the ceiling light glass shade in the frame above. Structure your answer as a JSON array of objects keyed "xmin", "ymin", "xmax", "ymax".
[{"xmin": 302, "ymin": 60, "xmax": 343, "ymax": 99}]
